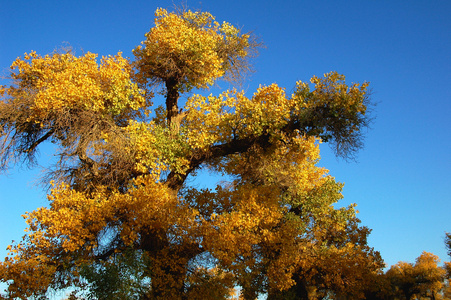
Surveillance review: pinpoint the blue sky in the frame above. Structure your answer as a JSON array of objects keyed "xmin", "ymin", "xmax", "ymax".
[{"xmin": 1, "ymin": 0, "xmax": 450, "ymax": 288}]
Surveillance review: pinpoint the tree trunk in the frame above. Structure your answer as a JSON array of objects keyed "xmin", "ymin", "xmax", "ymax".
[{"xmin": 165, "ymin": 77, "xmax": 180, "ymax": 125}]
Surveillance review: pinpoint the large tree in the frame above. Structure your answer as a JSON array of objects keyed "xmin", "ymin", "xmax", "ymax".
[{"xmin": 0, "ymin": 7, "xmax": 380, "ymax": 300}]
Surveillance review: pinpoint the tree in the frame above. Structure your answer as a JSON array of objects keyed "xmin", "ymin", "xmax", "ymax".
[
  {"xmin": 446, "ymin": 233, "xmax": 451, "ymax": 259},
  {"xmin": 386, "ymin": 252, "xmax": 446, "ymax": 300},
  {"xmin": 0, "ymin": 7, "xmax": 377, "ymax": 300},
  {"xmin": 443, "ymin": 261, "xmax": 451, "ymax": 300},
  {"xmin": 414, "ymin": 252, "xmax": 447, "ymax": 299}
]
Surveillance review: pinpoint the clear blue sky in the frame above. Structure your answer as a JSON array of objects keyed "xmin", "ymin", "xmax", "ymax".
[{"xmin": 1, "ymin": 0, "xmax": 450, "ymax": 287}]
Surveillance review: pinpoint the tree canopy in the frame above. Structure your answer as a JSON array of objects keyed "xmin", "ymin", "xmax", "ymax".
[{"xmin": 0, "ymin": 7, "xmax": 382, "ymax": 300}]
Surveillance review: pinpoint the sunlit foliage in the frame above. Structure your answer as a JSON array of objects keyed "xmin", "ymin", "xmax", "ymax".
[
  {"xmin": 0, "ymin": 7, "xmax": 379, "ymax": 300},
  {"xmin": 386, "ymin": 252, "xmax": 447, "ymax": 300}
]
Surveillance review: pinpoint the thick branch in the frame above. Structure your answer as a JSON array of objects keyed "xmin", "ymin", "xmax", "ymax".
[
  {"xmin": 25, "ymin": 129, "xmax": 55, "ymax": 154},
  {"xmin": 165, "ymin": 98, "xmax": 368, "ymax": 190},
  {"xmin": 76, "ymin": 144, "xmax": 98, "ymax": 174},
  {"xmin": 166, "ymin": 133, "xmax": 271, "ymax": 191}
]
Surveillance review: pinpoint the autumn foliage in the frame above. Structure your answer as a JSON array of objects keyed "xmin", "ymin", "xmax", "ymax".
[{"xmin": 0, "ymin": 7, "xmax": 395, "ymax": 300}]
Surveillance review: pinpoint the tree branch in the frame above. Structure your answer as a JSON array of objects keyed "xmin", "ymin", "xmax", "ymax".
[
  {"xmin": 166, "ymin": 133, "xmax": 271, "ymax": 191},
  {"xmin": 25, "ymin": 129, "xmax": 55, "ymax": 154}
]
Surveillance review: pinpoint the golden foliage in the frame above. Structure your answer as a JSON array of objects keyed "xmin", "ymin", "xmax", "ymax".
[
  {"xmin": 133, "ymin": 8, "xmax": 255, "ymax": 92},
  {"xmin": 386, "ymin": 252, "xmax": 447, "ymax": 300},
  {"xmin": 8, "ymin": 51, "xmax": 145, "ymax": 120},
  {"xmin": 0, "ymin": 7, "xmax": 378, "ymax": 300}
]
